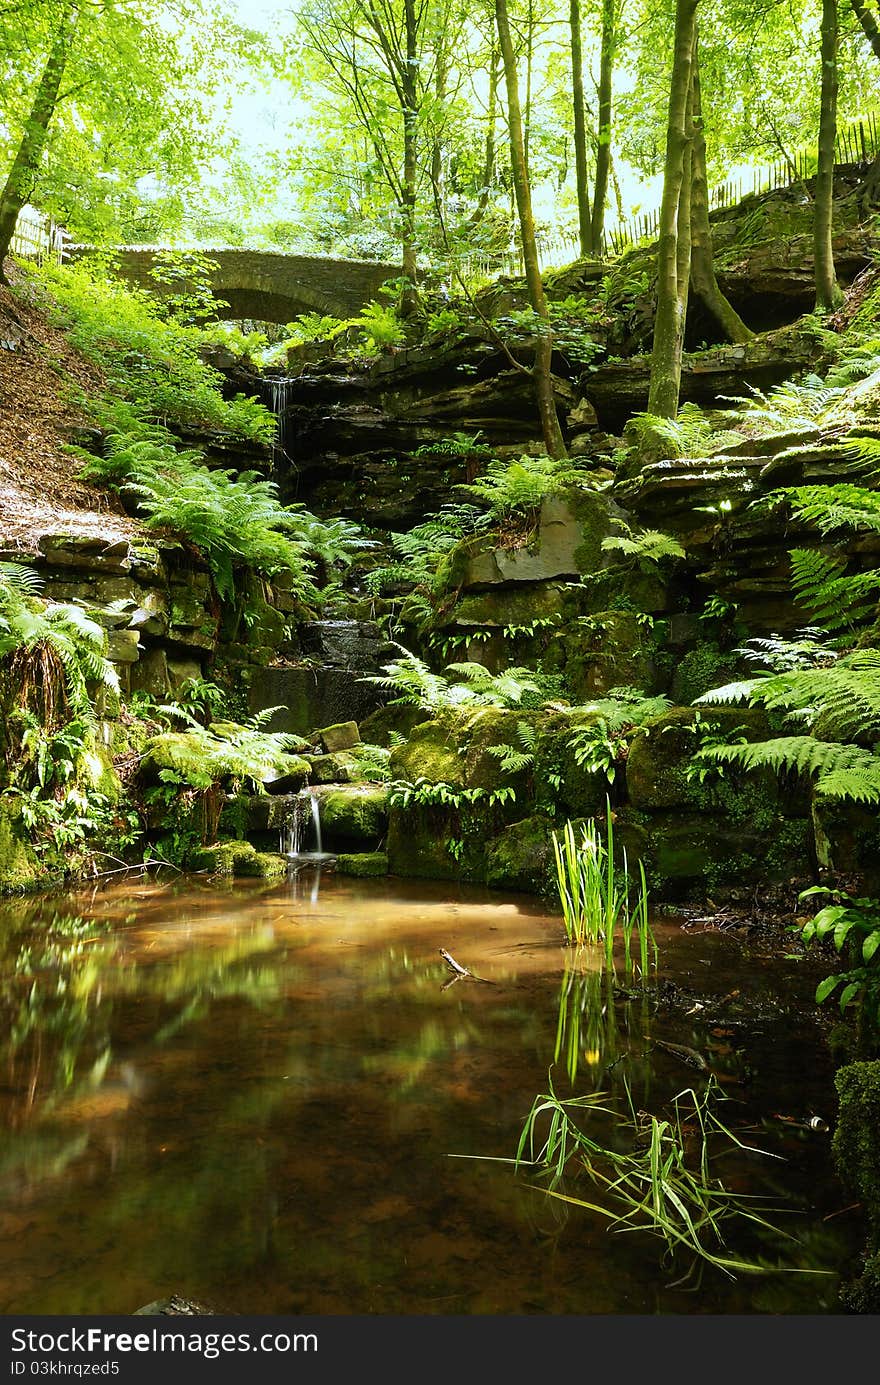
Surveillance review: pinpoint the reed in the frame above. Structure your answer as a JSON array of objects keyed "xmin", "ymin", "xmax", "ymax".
[
  {"xmin": 551, "ymin": 804, "xmax": 656, "ymax": 979},
  {"xmin": 516, "ymin": 1075, "xmax": 820, "ymax": 1282}
]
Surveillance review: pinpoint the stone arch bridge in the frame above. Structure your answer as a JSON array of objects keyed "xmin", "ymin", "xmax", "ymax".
[{"xmin": 69, "ymin": 246, "xmax": 399, "ymax": 323}]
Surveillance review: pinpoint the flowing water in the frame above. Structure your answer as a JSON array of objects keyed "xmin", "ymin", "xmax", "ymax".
[{"xmin": 0, "ymin": 871, "xmax": 860, "ymax": 1315}]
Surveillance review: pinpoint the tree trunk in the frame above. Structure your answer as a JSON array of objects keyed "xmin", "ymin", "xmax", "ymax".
[
  {"xmin": 647, "ymin": 0, "xmax": 700, "ymax": 419},
  {"xmin": 570, "ymin": 0, "xmax": 594, "ymax": 257},
  {"xmin": 399, "ymin": 0, "xmax": 420, "ymax": 315},
  {"xmin": 590, "ymin": 0, "xmax": 615, "ymax": 253},
  {"xmin": 466, "ymin": 43, "xmax": 499, "ymax": 231},
  {"xmin": 0, "ymin": 1, "xmax": 78, "ymax": 278},
  {"xmin": 495, "ymin": 0, "xmax": 567, "ymax": 458},
  {"xmin": 688, "ymin": 38, "xmax": 754, "ymax": 342},
  {"xmin": 851, "ymin": 0, "xmax": 880, "ymax": 62},
  {"xmin": 815, "ymin": 0, "xmax": 844, "ymax": 311}
]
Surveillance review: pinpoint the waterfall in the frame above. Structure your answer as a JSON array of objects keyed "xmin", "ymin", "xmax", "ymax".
[
  {"xmin": 280, "ymin": 789, "xmax": 324, "ymax": 859},
  {"xmin": 262, "ymin": 375, "xmax": 297, "ymax": 464}
]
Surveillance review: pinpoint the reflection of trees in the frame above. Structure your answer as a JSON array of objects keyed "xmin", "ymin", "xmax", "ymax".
[{"xmin": 0, "ymin": 906, "xmax": 283, "ymax": 1124}]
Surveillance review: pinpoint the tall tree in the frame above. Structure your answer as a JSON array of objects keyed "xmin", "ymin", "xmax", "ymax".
[
  {"xmin": 590, "ymin": 0, "xmax": 617, "ymax": 252},
  {"xmin": 0, "ymin": 0, "xmax": 78, "ymax": 276},
  {"xmin": 815, "ymin": 0, "xmax": 844, "ymax": 310},
  {"xmin": 569, "ymin": 0, "xmax": 593, "ymax": 256},
  {"xmin": 298, "ymin": 0, "xmax": 464, "ymax": 312},
  {"xmin": 688, "ymin": 36, "xmax": 753, "ymax": 342},
  {"xmin": 647, "ymin": 0, "xmax": 700, "ymax": 419},
  {"xmin": 495, "ymin": 0, "xmax": 566, "ymax": 458},
  {"xmin": 851, "ymin": 0, "xmax": 880, "ymax": 60},
  {"xmin": 0, "ymin": 0, "xmax": 225, "ymax": 258}
]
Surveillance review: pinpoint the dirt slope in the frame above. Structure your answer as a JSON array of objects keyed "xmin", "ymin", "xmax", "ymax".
[{"xmin": 0, "ymin": 265, "xmax": 142, "ymax": 555}]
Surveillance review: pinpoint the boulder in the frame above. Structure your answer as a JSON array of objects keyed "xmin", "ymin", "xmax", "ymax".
[
  {"xmin": 314, "ymin": 784, "xmax": 388, "ymax": 845},
  {"xmin": 335, "ymin": 852, "xmax": 389, "ymax": 877},
  {"xmin": 317, "ymin": 720, "xmax": 361, "ymax": 752}
]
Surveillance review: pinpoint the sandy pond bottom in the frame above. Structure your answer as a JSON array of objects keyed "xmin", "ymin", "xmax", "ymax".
[{"xmin": 0, "ymin": 868, "xmax": 862, "ymax": 1315}]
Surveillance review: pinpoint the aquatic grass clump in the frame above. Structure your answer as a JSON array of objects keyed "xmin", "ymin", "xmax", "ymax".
[
  {"xmin": 552, "ymin": 805, "xmax": 655, "ymax": 978},
  {"xmin": 517, "ymin": 1076, "xmax": 818, "ymax": 1283}
]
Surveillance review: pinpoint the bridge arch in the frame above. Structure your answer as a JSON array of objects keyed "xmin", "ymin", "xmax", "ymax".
[{"xmin": 68, "ymin": 246, "xmax": 399, "ymax": 323}]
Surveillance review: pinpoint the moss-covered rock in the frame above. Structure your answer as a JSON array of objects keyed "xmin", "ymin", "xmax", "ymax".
[
  {"xmin": 387, "ymin": 804, "xmax": 462, "ymax": 881},
  {"xmin": 811, "ymin": 795, "xmax": 880, "ymax": 892},
  {"xmin": 622, "ymin": 809, "xmax": 811, "ymax": 900},
  {"xmin": 307, "ymin": 752, "xmax": 361, "ymax": 784},
  {"xmin": 562, "ymin": 610, "xmax": 657, "ymax": 698},
  {"xmin": 0, "ymin": 799, "xmax": 43, "ymax": 893},
  {"xmin": 485, "ymin": 815, "xmax": 555, "ymax": 892},
  {"xmin": 139, "ymin": 730, "xmax": 309, "ymax": 790},
  {"xmin": 315, "ymin": 784, "xmax": 388, "ymax": 844},
  {"xmin": 625, "ymin": 706, "xmax": 771, "ymax": 811},
  {"xmin": 316, "ymin": 720, "xmax": 361, "ymax": 752},
  {"xmin": 188, "ymin": 840, "xmax": 287, "ymax": 878},
  {"xmin": 833, "ymin": 1061, "xmax": 880, "ymax": 1313},
  {"xmin": 335, "ymin": 852, "xmax": 389, "ymax": 877},
  {"xmin": 669, "ymin": 643, "xmax": 745, "ymax": 705},
  {"xmin": 359, "ymin": 702, "xmax": 428, "ymax": 746}
]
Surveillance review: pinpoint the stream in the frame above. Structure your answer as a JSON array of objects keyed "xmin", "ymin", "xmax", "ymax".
[{"xmin": 0, "ymin": 870, "xmax": 860, "ymax": 1315}]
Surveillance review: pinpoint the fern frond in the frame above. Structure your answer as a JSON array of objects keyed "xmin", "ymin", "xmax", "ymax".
[
  {"xmin": 698, "ymin": 736, "xmax": 880, "ymax": 803},
  {"xmin": 789, "ymin": 548, "xmax": 880, "ymax": 631}
]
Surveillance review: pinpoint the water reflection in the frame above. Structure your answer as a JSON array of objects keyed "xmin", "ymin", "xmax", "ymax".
[{"xmin": 0, "ymin": 875, "xmax": 859, "ymax": 1314}]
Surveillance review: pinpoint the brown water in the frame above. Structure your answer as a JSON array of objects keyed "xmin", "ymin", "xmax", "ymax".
[{"xmin": 0, "ymin": 868, "xmax": 859, "ymax": 1315}]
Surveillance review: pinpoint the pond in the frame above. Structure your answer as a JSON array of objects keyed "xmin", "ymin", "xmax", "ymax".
[{"xmin": 0, "ymin": 868, "xmax": 860, "ymax": 1315}]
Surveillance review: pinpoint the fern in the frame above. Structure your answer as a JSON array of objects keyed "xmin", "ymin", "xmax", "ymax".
[
  {"xmin": 697, "ymin": 736, "xmax": 880, "ymax": 804},
  {"xmin": 486, "ymin": 720, "xmax": 538, "ymax": 772},
  {"xmin": 771, "ymin": 484, "xmax": 880, "ymax": 536},
  {"xmin": 722, "ymin": 377, "xmax": 844, "ymax": 436},
  {"xmin": 789, "ymin": 549, "xmax": 880, "ymax": 631},
  {"xmin": 601, "ymin": 523, "xmax": 686, "ymax": 568}
]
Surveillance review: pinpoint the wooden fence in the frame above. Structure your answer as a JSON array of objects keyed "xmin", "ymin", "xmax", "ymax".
[
  {"xmin": 10, "ymin": 205, "xmax": 70, "ymax": 264},
  {"xmin": 466, "ymin": 106, "xmax": 880, "ymax": 279}
]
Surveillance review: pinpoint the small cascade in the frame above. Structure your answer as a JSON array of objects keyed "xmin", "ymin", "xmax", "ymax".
[
  {"xmin": 280, "ymin": 788, "xmax": 327, "ymax": 861},
  {"xmin": 261, "ymin": 375, "xmax": 298, "ymax": 464}
]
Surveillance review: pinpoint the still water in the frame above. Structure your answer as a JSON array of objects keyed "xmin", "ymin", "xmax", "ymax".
[{"xmin": 0, "ymin": 868, "xmax": 859, "ymax": 1314}]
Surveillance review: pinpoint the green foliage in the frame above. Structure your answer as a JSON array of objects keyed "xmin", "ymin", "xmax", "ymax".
[
  {"xmin": 601, "ymin": 522, "xmax": 686, "ymax": 570},
  {"xmin": 627, "ymin": 404, "xmax": 739, "ymax": 459},
  {"xmin": 486, "ymin": 720, "xmax": 538, "ymax": 773},
  {"xmin": 78, "ymin": 419, "xmax": 365, "ymax": 609},
  {"xmin": 457, "ymin": 455, "xmax": 574, "ymax": 525},
  {"xmin": 363, "ymin": 502, "xmax": 487, "ymax": 628},
  {"xmin": 567, "ymin": 689, "xmax": 673, "ymax": 785},
  {"xmin": 0, "ymin": 564, "xmax": 119, "ymax": 731},
  {"xmin": 799, "ymin": 887, "xmax": 880, "ymax": 1027},
  {"xmin": 349, "ymin": 300, "xmax": 405, "ymax": 353},
  {"xmin": 722, "ymin": 377, "xmax": 844, "ymax": 437},
  {"xmin": 517, "ymin": 1076, "xmax": 801, "ymax": 1282},
  {"xmin": 25, "ymin": 259, "xmax": 274, "ymax": 445},
  {"xmin": 789, "ymin": 549, "xmax": 880, "ymax": 633},
  {"xmin": 388, "ymin": 777, "xmax": 517, "ymax": 811},
  {"xmin": 552, "ymin": 805, "xmax": 653, "ymax": 977},
  {"xmin": 147, "ymin": 251, "xmax": 228, "ymax": 326},
  {"xmin": 364, "ymin": 648, "xmax": 540, "ymax": 711}
]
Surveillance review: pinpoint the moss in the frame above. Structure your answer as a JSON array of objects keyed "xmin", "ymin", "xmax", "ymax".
[
  {"xmin": 188, "ymin": 840, "xmax": 286, "ymax": 878},
  {"xmin": 387, "ymin": 802, "xmax": 466, "ymax": 881},
  {"xmin": 189, "ymin": 841, "xmax": 255, "ymax": 875},
  {"xmin": 237, "ymin": 850, "xmax": 287, "ymax": 879},
  {"xmin": 0, "ymin": 799, "xmax": 43, "ymax": 894},
  {"xmin": 669, "ymin": 643, "xmax": 742, "ymax": 705},
  {"xmin": 833, "ymin": 1061, "xmax": 880, "ymax": 1313},
  {"xmin": 335, "ymin": 852, "xmax": 389, "ymax": 877},
  {"xmin": 625, "ymin": 706, "xmax": 770, "ymax": 811},
  {"xmin": 359, "ymin": 703, "xmax": 428, "ymax": 746},
  {"xmin": 316, "ymin": 785, "xmax": 388, "ymax": 843},
  {"xmin": 485, "ymin": 815, "xmax": 556, "ymax": 892},
  {"xmin": 561, "ymin": 610, "xmax": 657, "ymax": 698}
]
